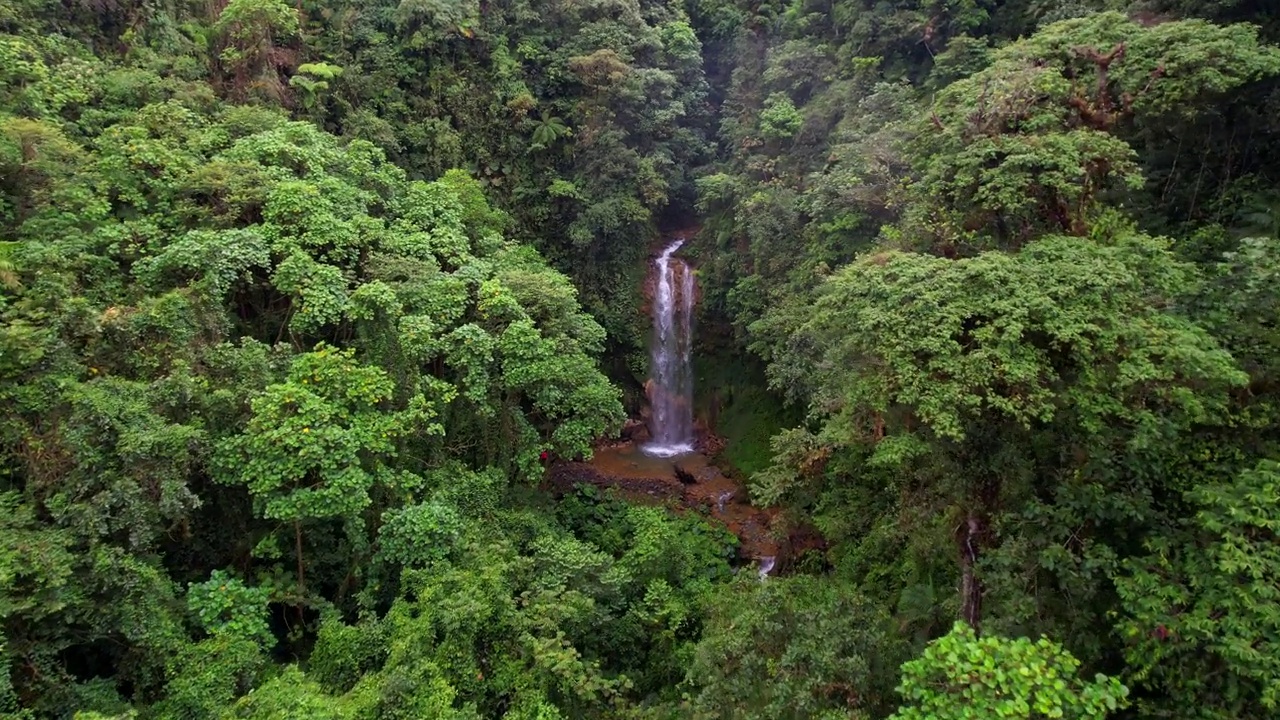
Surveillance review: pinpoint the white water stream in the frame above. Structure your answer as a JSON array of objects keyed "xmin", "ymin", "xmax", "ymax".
[{"xmin": 643, "ymin": 238, "xmax": 695, "ymax": 457}]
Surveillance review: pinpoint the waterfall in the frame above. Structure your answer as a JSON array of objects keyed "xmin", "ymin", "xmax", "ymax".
[{"xmin": 644, "ymin": 238, "xmax": 695, "ymax": 457}]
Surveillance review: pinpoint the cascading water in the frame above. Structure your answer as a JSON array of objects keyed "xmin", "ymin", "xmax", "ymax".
[
  {"xmin": 643, "ymin": 238, "xmax": 695, "ymax": 457},
  {"xmin": 715, "ymin": 491, "xmax": 734, "ymax": 513}
]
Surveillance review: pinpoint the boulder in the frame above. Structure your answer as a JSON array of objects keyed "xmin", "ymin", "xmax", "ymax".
[
  {"xmin": 673, "ymin": 462, "xmax": 697, "ymax": 485},
  {"xmin": 620, "ymin": 418, "xmax": 650, "ymax": 443}
]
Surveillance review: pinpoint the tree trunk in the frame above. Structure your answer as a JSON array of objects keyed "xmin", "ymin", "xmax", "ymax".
[
  {"xmin": 295, "ymin": 519, "xmax": 306, "ymax": 625},
  {"xmin": 960, "ymin": 511, "xmax": 982, "ymax": 631}
]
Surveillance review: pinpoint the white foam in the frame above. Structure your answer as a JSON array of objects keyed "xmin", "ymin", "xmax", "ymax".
[
  {"xmin": 716, "ymin": 491, "xmax": 734, "ymax": 512},
  {"xmin": 641, "ymin": 441, "xmax": 696, "ymax": 458}
]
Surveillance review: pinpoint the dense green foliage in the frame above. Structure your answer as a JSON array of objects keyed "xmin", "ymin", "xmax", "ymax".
[
  {"xmin": 2, "ymin": 0, "xmax": 1280, "ymax": 717},
  {"xmin": 696, "ymin": 1, "xmax": 1280, "ymax": 718},
  {"xmin": 891, "ymin": 623, "xmax": 1128, "ymax": 719}
]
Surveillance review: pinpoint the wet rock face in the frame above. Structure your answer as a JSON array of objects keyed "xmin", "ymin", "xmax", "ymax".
[
  {"xmin": 696, "ymin": 429, "xmax": 727, "ymax": 457},
  {"xmin": 620, "ymin": 419, "xmax": 651, "ymax": 443}
]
